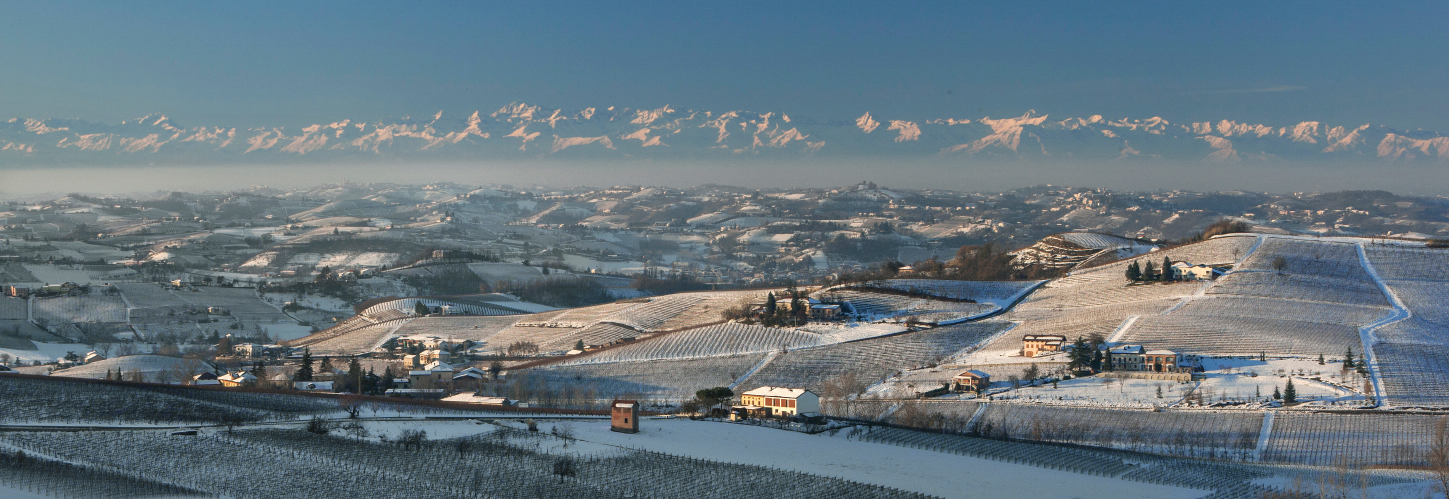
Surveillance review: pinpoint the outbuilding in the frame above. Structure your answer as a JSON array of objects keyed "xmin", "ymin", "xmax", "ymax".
[{"xmin": 611, "ymin": 399, "xmax": 639, "ymax": 433}]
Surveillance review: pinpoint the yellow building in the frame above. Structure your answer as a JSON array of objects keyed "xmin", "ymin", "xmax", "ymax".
[{"xmin": 738, "ymin": 386, "xmax": 820, "ymax": 416}]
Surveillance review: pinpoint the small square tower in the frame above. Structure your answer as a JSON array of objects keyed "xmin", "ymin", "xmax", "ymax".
[{"xmin": 611, "ymin": 399, "xmax": 639, "ymax": 433}]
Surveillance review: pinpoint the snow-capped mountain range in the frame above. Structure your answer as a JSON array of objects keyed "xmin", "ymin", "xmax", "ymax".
[{"xmin": 3, "ymin": 102, "xmax": 1446, "ymax": 164}]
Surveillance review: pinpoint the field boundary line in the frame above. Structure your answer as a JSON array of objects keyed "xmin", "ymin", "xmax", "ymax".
[
  {"xmin": 1253, "ymin": 411, "xmax": 1275, "ymax": 462},
  {"xmin": 730, "ymin": 351, "xmax": 779, "ymax": 390},
  {"xmin": 1355, "ymin": 242, "xmax": 1410, "ymax": 407}
]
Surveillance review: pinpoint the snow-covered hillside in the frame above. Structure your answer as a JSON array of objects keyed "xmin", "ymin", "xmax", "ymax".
[{"xmin": 3, "ymin": 104, "xmax": 1446, "ymax": 164}]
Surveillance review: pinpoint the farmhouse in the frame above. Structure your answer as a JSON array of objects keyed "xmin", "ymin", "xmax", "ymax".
[
  {"xmin": 611, "ymin": 399, "xmax": 639, "ymax": 433},
  {"xmin": 1022, "ymin": 334, "xmax": 1066, "ymax": 357},
  {"xmin": 809, "ymin": 303, "xmax": 843, "ymax": 321},
  {"xmin": 738, "ymin": 386, "xmax": 820, "ymax": 417},
  {"xmin": 1170, "ymin": 262, "xmax": 1222, "ymax": 281},
  {"xmin": 409, "ymin": 361, "xmax": 455, "ymax": 391},
  {"xmin": 1107, "ymin": 345, "xmax": 1186, "ymax": 373},
  {"xmin": 949, "ymin": 370, "xmax": 991, "ymax": 394},
  {"xmin": 452, "ymin": 367, "xmax": 487, "ymax": 392}
]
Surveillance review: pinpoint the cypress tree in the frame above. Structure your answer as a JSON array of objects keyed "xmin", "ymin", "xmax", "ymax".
[
  {"xmin": 1162, "ymin": 256, "xmax": 1174, "ymax": 282},
  {"xmin": 763, "ymin": 292, "xmax": 777, "ymax": 325}
]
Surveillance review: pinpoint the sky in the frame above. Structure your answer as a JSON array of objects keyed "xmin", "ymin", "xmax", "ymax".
[{"xmin": 1, "ymin": 1, "xmax": 1447, "ymax": 130}]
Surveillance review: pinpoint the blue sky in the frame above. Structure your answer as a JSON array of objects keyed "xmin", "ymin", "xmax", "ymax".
[{"xmin": 1, "ymin": 1, "xmax": 1445, "ymax": 130}]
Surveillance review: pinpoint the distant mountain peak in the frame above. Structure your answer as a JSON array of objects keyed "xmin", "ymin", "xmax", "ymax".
[{"xmin": 1, "ymin": 104, "xmax": 1444, "ymax": 165}]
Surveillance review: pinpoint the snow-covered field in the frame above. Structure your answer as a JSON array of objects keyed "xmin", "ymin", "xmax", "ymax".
[
  {"xmin": 536, "ymin": 417, "xmax": 1205, "ymax": 499},
  {"xmin": 0, "ymin": 341, "xmax": 91, "ymax": 363}
]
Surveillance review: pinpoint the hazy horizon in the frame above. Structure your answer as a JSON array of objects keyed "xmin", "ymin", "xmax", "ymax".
[{"xmin": 3, "ymin": 159, "xmax": 1445, "ymax": 200}]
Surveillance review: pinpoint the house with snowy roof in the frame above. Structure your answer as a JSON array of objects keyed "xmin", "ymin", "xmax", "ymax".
[
  {"xmin": 409, "ymin": 361, "xmax": 455, "ymax": 391},
  {"xmin": 949, "ymin": 370, "xmax": 991, "ymax": 394},
  {"xmin": 1021, "ymin": 334, "xmax": 1066, "ymax": 357},
  {"xmin": 738, "ymin": 386, "xmax": 819, "ymax": 417},
  {"xmin": 217, "ymin": 371, "xmax": 257, "ymax": 387}
]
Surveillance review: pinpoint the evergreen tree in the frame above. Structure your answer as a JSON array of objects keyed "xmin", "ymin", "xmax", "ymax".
[
  {"xmin": 319, "ymin": 356, "xmax": 334, "ymax": 374},
  {"xmin": 574, "ymin": 339, "xmax": 585, "ymax": 351},
  {"xmin": 364, "ymin": 368, "xmax": 379, "ymax": 395},
  {"xmin": 414, "ymin": 301, "xmax": 430, "ymax": 316},
  {"xmin": 1090, "ymin": 349, "xmax": 1103, "ymax": 371},
  {"xmin": 1283, "ymin": 378, "xmax": 1297, "ymax": 404},
  {"xmin": 1357, "ymin": 353, "xmax": 1367, "ymax": 373},
  {"xmin": 1162, "ymin": 257, "xmax": 1174, "ymax": 282},
  {"xmin": 1255, "ymin": 385, "xmax": 1261, "ymax": 399},
  {"xmin": 1318, "ymin": 353, "xmax": 1325, "ymax": 365},
  {"xmin": 296, "ymin": 349, "xmax": 315, "ymax": 382},
  {"xmin": 1344, "ymin": 347, "xmax": 1355, "ymax": 369},
  {"xmin": 1126, "ymin": 261, "xmax": 1142, "ymax": 282},
  {"xmin": 1272, "ymin": 386, "xmax": 1281, "ymax": 400},
  {"xmin": 347, "ymin": 357, "xmax": 362, "ymax": 393},
  {"xmin": 381, "ymin": 366, "xmax": 395, "ymax": 390},
  {"xmin": 1103, "ymin": 351, "xmax": 1115, "ymax": 371},
  {"xmin": 763, "ymin": 292, "xmax": 777, "ymax": 325},
  {"xmin": 252, "ymin": 361, "xmax": 267, "ymax": 380},
  {"xmin": 789, "ymin": 289, "xmax": 807, "ymax": 325},
  {"xmin": 1068, "ymin": 337, "xmax": 1092, "ymax": 371},
  {"xmin": 1156, "ymin": 385, "xmax": 1163, "ymax": 398},
  {"xmin": 1143, "ymin": 261, "xmax": 1157, "ymax": 282}
]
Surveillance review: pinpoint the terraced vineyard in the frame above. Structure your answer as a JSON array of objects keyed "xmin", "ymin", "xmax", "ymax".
[
  {"xmin": 971, "ymin": 404, "xmax": 1263, "ymax": 460},
  {"xmin": 0, "ymin": 426, "xmax": 935, "ymax": 499},
  {"xmin": 1262, "ymin": 412, "xmax": 1442, "ymax": 467},
  {"xmin": 854, "ymin": 425, "xmax": 1285, "ymax": 495},
  {"xmin": 531, "ymin": 353, "xmax": 769, "ymax": 402},
  {"xmin": 360, "ymin": 296, "xmax": 526, "ymax": 317},
  {"xmin": 305, "ymin": 320, "xmax": 411, "ymax": 356},
  {"xmin": 558, "ymin": 323, "xmax": 825, "ymax": 365},
  {"xmin": 825, "ymin": 290, "xmax": 996, "ymax": 323},
  {"xmin": 737, "ymin": 322, "xmax": 1008, "ymax": 393},
  {"xmin": 0, "ymin": 297, "xmax": 26, "ymax": 320},
  {"xmin": 115, "ymin": 283, "xmax": 190, "ymax": 309},
  {"xmin": 0, "ymin": 375, "xmax": 335, "ymax": 424},
  {"xmin": 389, "ymin": 315, "xmax": 519, "ymax": 342},
  {"xmin": 833, "ymin": 279, "xmax": 1039, "ymax": 302},
  {"xmin": 1361, "ymin": 244, "xmax": 1449, "ymax": 406},
  {"xmin": 181, "ymin": 287, "xmax": 293, "ymax": 323},
  {"xmin": 1121, "ymin": 297, "xmax": 1383, "ymax": 356},
  {"xmin": 32, "ymin": 294, "xmax": 128, "ymax": 324}
]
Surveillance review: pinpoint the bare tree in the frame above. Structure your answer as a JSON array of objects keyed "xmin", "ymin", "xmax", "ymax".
[
  {"xmin": 1429, "ymin": 416, "xmax": 1449, "ymax": 497},
  {"xmin": 556, "ymin": 422, "xmax": 575, "ymax": 447}
]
